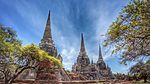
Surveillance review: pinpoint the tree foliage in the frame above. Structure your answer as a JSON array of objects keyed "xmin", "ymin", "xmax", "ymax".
[
  {"xmin": 129, "ymin": 60, "xmax": 150, "ymax": 83},
  {"xmin": 22, "ymin": 44, "xmax": 62, "ymax": 67},
  {"xmin": 0, "ymin": 25, "xmax": 62, "ymax": 84},
  {"xmin": 104, "ymin": 0, "xmax": 150, "ymax": 63}
]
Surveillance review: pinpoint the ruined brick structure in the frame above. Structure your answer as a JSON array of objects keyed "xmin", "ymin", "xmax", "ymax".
[
  {"xmin": 39, "ymin": 11, "xmax": 62, "ymax": 62},
  {"xmin": 36, "ymin": 11, "xmax": 70, "ymax": 82},
  {"xmin": 17, "ymin": 11, "xmax": 112, "ymax": 82},
  {"xmin": 72, "ymin": 33, "xmax": 112, "ymax": 80}
]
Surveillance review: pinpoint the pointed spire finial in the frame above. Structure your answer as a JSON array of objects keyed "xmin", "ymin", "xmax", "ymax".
[
  {"xmin": 47, "ymin": 10, "xmax": 50, "ymax": 26},
  {"xmin": 80, "ymin": 33, "xmax": 85, "ymax": 52},
  {"xmin": 42, "ymin": 10, "xmax": 52, "ymax": 41},
  {"xmin": 49, "ymin": 10, "xmax": 50, "ymax": 15},
  {"xmin": 48, "ymin": 10, "xmax": 50, "ymax": 20},
  {"xmin": 91, "ymin": 59, "xmax": 94, "ymax": 64},
  {"xmin": 99, "ymin": 44, "xmax": 103, "ymax": 59}
]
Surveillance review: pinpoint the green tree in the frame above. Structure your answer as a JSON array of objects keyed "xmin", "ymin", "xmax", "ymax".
[
  {"xmin": 104, "ymin": 0, "xmax": 150, "ymax": 63},
  {"xmin": 130, "ymin": 60, "xmax": 150, "ymax": 83},
  {"xmin": 0, "ymin": 25, "xmax": 62, "ymax": 84},
  {"xmin": 0, "ymin": 25, "xmax": 22, "ymax": 83}
]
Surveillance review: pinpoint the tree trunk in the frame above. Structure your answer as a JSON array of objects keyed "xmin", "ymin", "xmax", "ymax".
[
  {"xmin": 5, "ymin": 80, "xmax": 8, "ymax": 84},
  {"xmin": 3, "ymin": 77, "xmax": 15, "ymax": 84},
  {"xmin": 144, "ymin": 76, "xmax": 147, "ymax": 83},
  {"xmin": 5, "ymin": 79, "xmax": 9, "ymax": 84},
  {"xmin": 8, "ymin": 79, "xmax": 13, "ymax": 84}
]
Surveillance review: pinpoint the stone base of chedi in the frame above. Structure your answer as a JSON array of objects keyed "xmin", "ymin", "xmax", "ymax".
[{"xmin": 35, "ymin": 60, "xmax": 59, "ymax": 84}]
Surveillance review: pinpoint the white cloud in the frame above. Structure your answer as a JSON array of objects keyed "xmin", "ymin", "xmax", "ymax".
[{"xmin": 51, "ymin": 14, "xmax": 79, "ymax": 71}]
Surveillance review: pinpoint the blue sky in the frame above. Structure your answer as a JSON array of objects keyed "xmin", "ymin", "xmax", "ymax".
[{"xmin": 0, "ymin": 0, "xmax": 135, "ymax": 74}]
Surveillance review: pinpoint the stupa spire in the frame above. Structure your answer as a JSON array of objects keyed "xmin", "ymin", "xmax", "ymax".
[
  {"xmin": 91, "ymin": 59, "xmax": 94, "ymax": 64},
  {"xmin": 80, "ymin": 33, "xmax": 86, "ymax": 52},
  {"xmin": 99, "ymin": 44, "xmax": 103, "ymax": 60},
  {"xmin": 43, "ymin": 10, "xmax": 52, "ymax": 40},
  {"xmin": 77, "ymin": 33, "xmax": 90, "ymax": 65}
]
